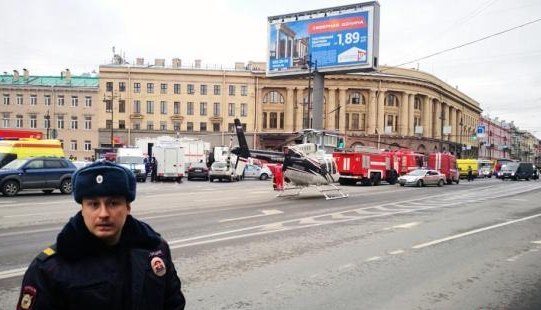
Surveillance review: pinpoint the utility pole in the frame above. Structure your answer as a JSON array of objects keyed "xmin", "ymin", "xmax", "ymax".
[
  {"xmin": 459, "ymin": 117, "xmax": 464, "ymax": 159},
  {"xmin": 103, "ymin": 90, "xmax": 120, "ymax": 150},
  {"xmin": 45, "ymin": 110, "xmax": 50, "ymax": 139},
  {"xmin": 439, "ymin": 109, "xmax": 445, "ymax": 152}
]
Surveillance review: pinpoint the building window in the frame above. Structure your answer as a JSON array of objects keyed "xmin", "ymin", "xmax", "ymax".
[
  {"xmin": 240, "ymin": 103, "xmax": 248, "ymax": 117},
  {"xmin": 173, "ymin": 121, "xmax": 181, "ymax": 131},
  {"xmin": 160, "ymin": 83, "xmax": 167, "ymax": 94},
  {"xmin": 44, "ymin": 95, "xmax": 50, "ymax": 106},
  {"xmin": 30, "ymin": 115, "xmax": 37, "ymax": 129},
  {"xmin": 160, "ymin": 101, "xmax": 167, "ymax": 114},
  {"xmin": 174, "ymin": 102, "xmax": 180, "ymax": 114},
  {"xmin": 213, "ymin": 102, "xmax": 220, "ymax": 116},
  {"xmin": 71, "ymin": 116, "xmax": 78, "ymax": 129},
  {"xmin": 386, "ymin": 114, "xmax": 399, "ymax": 132},
  {"xmin": 200, "ymin": 122, "xmax": 207, "ymax": 131},
  {"xmin": 105, "ymin": 100, "xmax": 112, "ymax": 113},
  {"xmin": 228, "ymin": 103, "xmax": 235, "ymax": 116},
  {"xmin": 119, "ymin": 100, "xmax": 125, "ymax": 113},
  {"xmin": 146, "ymin": 101, "xmax": 154, "ymax": 114},
  {"xmin": 187, "ymin": 102, "xmax": 194, "ymax": 115},
  {"xmin": 119, "ymin": 120, "xmax": 126, "ymax": 129},
  {"xmin": 71, "ymin": 140, "xmax": 77, "ymax": 151},
  {"xmin": 16, "ymin": 95, "xmax": 23, "ymax": 106},
  {"xmin": 263, "ymin": 91, "xmax": 284, "ymax": 103},
  {"xmin": 84, "ymin": 116, "xmax": 92, "ymax": 130},
  {"xmin": 84, "ymin": 140, "xmax": 92, "ymax": 151},
  {"xmin": 213, "ymin": 123, "xmax": 220, "ymax": 132},
  {"xmin": 133, "ymin": 100, "xmax": 141, "ymax": 113},
  {"xmin": 134, "ymin": 83, "xmax": 141, "ymax": 93},
  {"xmin": 187, "ymin": 84, "xmax": 195, "ymax": 94},
  {"xmin": 57, "ymin": 95, "xmax": 64, "ymax": 106},
  {"xmin": 228, "ymin": 123, "xmax": 235, "ymax": 132},
  {"xmin": 352, "ymin": 113, "xmax": 359, "ymax": 129},
  {"xmin": 350, "ymin": 92, "xmax": 364, "ymax": 104},
  {"xmin": 228, "ymin": 85, "xmax": 236, "ymax": 96},
  {"xmin": 85, "ymin": 96, "xmax": 92, "ymax": 107},
  {"xmin": 3, "ymin": 113, "xmax": 9, "ymax": 128},
  {"xmin": 30, "ymin": 95, "xmax": 37, "ymax": 105},
  {"xmin": 200, "ymin": 102, "xmax": 207, "ymax": 116},
  {"xmin": 187, "ymin": 122, "xmax": 193, "ymax": 132},
  {"xmin": 361, "ymin": 113, "xmax": 366, "ymax": 130},
  {"xmin": 133, "ymin": 121, "xmax": 141, "ymax": 130},
  {"xmin": 106, "ymin": 82, "xmax": 113, "ymax": 92},
  {"xmin": 280, "ymin": 112, "xmax": 284, "ymax": 129},
  {"xmin": 57, "ymin": 116, "xmax": 64, "ymax": 129},
  {"xmin": 263, "ymin": 112, "xmax": 267, "ymax": 129},
  {"xmin": 269, "ymin": 112, "xmax": 278, "ymax": 129},
  {"xmin": 44, "ymin": 116, "xmax": 50, "ymax": 129},
  {"xmin": 160, "ymin": 121, "xmax": 167, "ymax": 131},
  {"xmin": 214, "ymin": 85, "xmax": 221, "ymax": 95},
  {"xmin": 147, "ymin": 121, "xmax": 154, "ymax": 130},
  {"xmin": 385, "ymin": 94, "xmax": 398, "ymax": 107},
  {"xmin": 414, "ymin": 96, "xmax": 422, "ymax": 110},
  {"xmin": 3, "ymin": 94, "xmax": 9, "ymax": 105},
  {"xmin": 119, "ymin": 82, "xmax": 126, "ymax": 92},
  {"xmin": 147, "ymin": 83, "xmax": 154, "ymax": 93},
  {"xmin": 346, "ymin": 113, "xmax": 350, "ymax": 130},
  {"xmin": 414, "ymin": 116, "xmax": 421, "ymax": 128},
  {"xmin": 15, "ymin": 115, "xmax": 23, "ymax": 128},
  {"xmin": 200, "ymin": 85, "xmax": 207, "ymax": 95},
  {"xmin": 240, "ymin": 85, "xmax": 248, "ymax": 96},
  {"xmin": 174, "ymin": 83, "xmax": 181, "ymax": 94}
]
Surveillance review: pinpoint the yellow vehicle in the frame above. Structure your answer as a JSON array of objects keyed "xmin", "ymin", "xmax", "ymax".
[
  {"xmin": 457, "ymin": 159, "xmax": 478, "ymax": 178},
  {"xmin": 0, "ymin": 139, "xmax": 64, "ymax": 167}
]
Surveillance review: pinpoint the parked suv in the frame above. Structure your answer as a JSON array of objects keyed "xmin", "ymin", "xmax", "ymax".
[
  {"xmin": 498, "ymin": 162, "xmax": 534, "ymax": 181},
  {"xmin": 0, "ymin": 157, "xmax": 76, "ymax": 196},
  {"xmin": 209, "ymin": 161, "xmax": 237, "ymax": 182}
]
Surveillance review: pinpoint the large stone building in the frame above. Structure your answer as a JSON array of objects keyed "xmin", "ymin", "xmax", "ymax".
[
  {"xmin": 98, "ymin": 59, "xmax": 482, "ymax": 157},
  {"xmin": 0, "ymin": 70, "xmax": 99, "ymax": 159},
  {"xmin": 509, "ymin": 122, "xmax": 539, "ymax": 162}
]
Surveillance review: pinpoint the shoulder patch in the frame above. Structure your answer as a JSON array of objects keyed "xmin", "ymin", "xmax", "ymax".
[{"xmin": 36, "ymin": 244, "xmax": 57, "ymax": 262}]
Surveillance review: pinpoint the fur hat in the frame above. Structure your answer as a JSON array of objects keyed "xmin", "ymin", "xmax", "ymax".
[{"xmin": 72, "ymin": 161, "xmax": 136, "ymax": 203}]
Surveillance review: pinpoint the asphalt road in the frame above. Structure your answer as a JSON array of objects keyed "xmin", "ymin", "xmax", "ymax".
[{"xmin": 1, "ymin": 177, "xmax": 541, "ymax": 309}]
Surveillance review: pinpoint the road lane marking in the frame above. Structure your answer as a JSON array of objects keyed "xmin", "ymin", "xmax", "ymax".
[
  {"xmin": 413, "ymin": 213, "xmax": 541, "ymax": 249},
  {"xmin": 0, "ymin": 267, "xmax": 27, "ymax": 280},
  {"xmin": 393, "ymin": 222, "xmax": 421, "ymax": 229},
  {"xmin": 365, "ymin": 256, "xmax": 381, "ymax": 262},
  {"xmin": 389, "ymin": 250, "xmax": 405, "ymax": 255},
  {"xmin": 0, "ymin": 227, "xmax": 60, "ymax": 238},
  {"xmin": 531, "ymin": 240, "xmax": 541, "ymax": 244},
  {"xmin": 219, "ymin": 209, "xmax": 283, "ymax": 223},
  {"xmin": 338, "ymin": 263, "xmax": 355, "ymax": 271}
]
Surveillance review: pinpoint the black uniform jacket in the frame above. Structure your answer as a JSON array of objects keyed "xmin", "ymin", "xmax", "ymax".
[{"xmin": 17, "ymin": 212, "xmax": 186, "ymax": 310}]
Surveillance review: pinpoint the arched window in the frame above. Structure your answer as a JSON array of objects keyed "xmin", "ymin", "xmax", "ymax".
[
  {"xmin": 385, "ymin": 94, "xmax": 398, "ymax": 107},
  {"xmin": 263, "ymin": 91, "xmax": 284, "ymax": 104},
  {"xmin": 350, "ymin": 91, "xmax": 365, "ymax": 104},
  {"xmin": 414, "ymin": 96, "xmax": 422, "ymax": 110}
]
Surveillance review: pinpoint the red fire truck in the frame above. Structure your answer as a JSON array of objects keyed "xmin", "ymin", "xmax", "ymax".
[
  {"xmin": 0, "ymin": 129, "xmax": 43, "ymax": 140},
  {"xmin": 384, "ymin": 149, "xmax": 425, "ymax": 175},
  {"xmin": 427, "ymin": 152, "xmax": 460, "ymax": 184},
  {"xmin": 333, "ymin": 147, "xmax": 399, "ymax": 186}
]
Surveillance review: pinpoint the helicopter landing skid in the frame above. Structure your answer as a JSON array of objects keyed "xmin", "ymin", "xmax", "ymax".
[
  {"xmin": 276, "ymin": 186, "xmax": 304, "ymax": 198},
  {"xmin": 316, "ymin": 184, "xmax": 349, "ymax": 200}
]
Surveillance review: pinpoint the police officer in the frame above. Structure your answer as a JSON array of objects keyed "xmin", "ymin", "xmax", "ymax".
[{"xmin": 17, "ymin": 161, "xmax": 186, "ymax": 310}]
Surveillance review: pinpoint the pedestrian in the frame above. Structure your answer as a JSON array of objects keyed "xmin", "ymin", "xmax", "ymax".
[
  {"xmin": 151, "ymin": 156, "xmax": 158, "ymax": 182},
  {"xmin": 144, "ymin": 155, "xmax": 151, "ymax": 179},
  {"xmin": 467, "ymin": 165, "xmax": 473, "ymax": 182},
  {"xmin": 16, "ymin": 161, "xmax": 186, "ymax": 310}
]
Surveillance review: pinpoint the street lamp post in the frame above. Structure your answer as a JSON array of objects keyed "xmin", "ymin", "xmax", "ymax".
[
  {"xmin": 45, "ymin": 110, "xmax": 50, "ymax": 139},
  {"xmin": 439, "ymin": 109, "xmax": 445, "ymax": 152},
  {"xmin": 103, "ymin": 90, "xmax": 119, "ymax": 150},
  {"xmin": 304, "ymin": 54, "xmax": 317, "ymax": 129},
  {"xmin": 459, "ymin": 117, "xmax": 464, "ymax": 158}
]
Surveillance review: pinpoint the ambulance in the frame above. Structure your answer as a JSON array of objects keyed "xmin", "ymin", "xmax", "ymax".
[{"xmin": 0, "ymin": 139, "xmax": 64, "ymax": 167}]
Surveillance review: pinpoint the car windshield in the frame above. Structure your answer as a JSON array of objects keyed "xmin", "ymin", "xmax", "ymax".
[
  {"xmin": 1, "ymin": 159, "xmax": 29, "ymax": 170},
  {"xmin": 212, "ymin": 162, "xmax": 226, "ymax": 169},
  {"xmin": 191, "ymin": 163, "xmax": 206, "ymax": 168},
  {"xmin": 408, "ymin": 170, "xmax": 427, "ymax": 176},
  {"xmin": 501, "ymin": 163, "xmax": 519, "ymax": 171},
  {"xmin": 117, "ymin": 156, "xmax": 144, "ymax": 164}
]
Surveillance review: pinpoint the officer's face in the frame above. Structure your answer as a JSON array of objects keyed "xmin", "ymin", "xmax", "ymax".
[{"xmin": 81, "ymin": 196, "xmax": 131, "ymax": 246}]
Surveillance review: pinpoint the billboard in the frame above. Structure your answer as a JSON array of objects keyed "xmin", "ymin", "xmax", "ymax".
[{"xmin": 267, "ymin": 2, "xmax": 380, "ymax": 77}]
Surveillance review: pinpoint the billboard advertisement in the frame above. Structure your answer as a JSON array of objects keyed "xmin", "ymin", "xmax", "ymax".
[{"xmin": 267, "ymin": 2, "xmax": 380, "ymax": 77}]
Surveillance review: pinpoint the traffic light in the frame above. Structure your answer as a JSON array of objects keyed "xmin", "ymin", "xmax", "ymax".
[
  {"xmin": 471, "ymin": 133, "xmax": 477, "ymax": 141},
  {"xmin": 337, "ymin": 138, "xmax": 345, "ymax": 149}
]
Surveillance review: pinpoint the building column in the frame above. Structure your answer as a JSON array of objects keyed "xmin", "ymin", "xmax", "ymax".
[
  {"xmin": 338, "ymin": 88, "xmax": 347, "ymax": 134},
  {"xmin": 443, "ymin": 103, "xmax": 450, "ymax": 141},
  {"xmin": 433, "ymin": 99, "xmax": 441, "ymax": 139},
  {"xmin": 456, "ymin": 109, "xmax": 462, "ymax": 145},
  {"xmin": 399, "ymin": 92, "xmax": 409, "ymax": 136},
  {"xmin": 421, "ymin": 95, "xmax": 430, "ymax": 138},
  {"xmin": 450, "ymin": 106, "xmax": 457, "ymax": 143},
  {"xmin": 377, "ymin": 89, "xmax": 386, "ymax": 134},
  {"xmin": 285, "ymin": 87, "xmax": 295, "ymax": 132},
  {"xmin": 367, "ymin": 89, "xmax": 377, "ymax": 134},
  {"xmin": 408, "ymin": 93, "xmax": 415, "ymax": 136},
  {"xmin": 327, "ymin": 88, "xmax": 337, "ymax": 130},
  {"xmin": 295, "ymin": 87, "xmax": 304, "ymax": 131}
]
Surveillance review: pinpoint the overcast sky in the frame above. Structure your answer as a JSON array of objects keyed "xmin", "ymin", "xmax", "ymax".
[{"xmin": 1, "ymin": 0, "xmax": 540, "ymax": 138}]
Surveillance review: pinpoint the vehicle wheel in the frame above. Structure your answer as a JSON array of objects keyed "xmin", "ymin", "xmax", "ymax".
[
  {"xmin": 399, "ymin": 183, "xmax": 405, "ymax": 187},
  {"xmin": 141, "ymin": 178, "xmax": 146, "ymax": 183},
  {"xmin": 260, "ymin": 173, "xmax": 269, "ymax": 180},
  {"xmin": 2, "ymin": 180, "xmax": 20, "ymax": 197},
  {"xmin": 209, "ymin": 177, "xmax": 213, "ymax": 182},
  {"xmin": 42, "ymin": 189, "xmax": 54, "ymax": 194},
  {"xmin": 416, "ymin": 180, "xmax": 423, "ymax": 187},
  {"xmin": 60, "ymin": 178, "xmax": 73, "ymax": 194},
  {"xmin": 526, "ymin": 177, "xmax": 530, "ymax": 181},
  {"xmin": 387, "ymin": 176, "xmax": 397, "ymax": 185},
  {"xmin": 446, "ymin": 179, "xmax": 453, "ymax": 185},
  {"xmin": 437, "ymin": 179, "xmax": 444, "ymax": 187},
  {"xmin": 455, "ymin": 179, "xmax": 460, "ymax": 184}
]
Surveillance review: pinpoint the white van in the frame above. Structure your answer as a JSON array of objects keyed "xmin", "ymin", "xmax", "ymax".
[
  {"xmin": 152, "ymin": 145, "xmax": 185, "ymax": 182},
  {"xmin": 116, "ymin": 147, "xmax": 147, "ymax": 182}
]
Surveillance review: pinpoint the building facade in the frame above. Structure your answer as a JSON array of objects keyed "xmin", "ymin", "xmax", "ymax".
[
  {"xmin": 509, "ymin": 122, "xmax": 539, "ymax": 162},
  {"xmin": 0, "ymin": 70, "xmax": 99, "ymax": 159},
  {"xmin": 98, "ymin": 60, "xmax": 483, "ymax": 157},
  {"xmin": 478, "ymin": 116, "xmax": 511, "ymax": 160}
]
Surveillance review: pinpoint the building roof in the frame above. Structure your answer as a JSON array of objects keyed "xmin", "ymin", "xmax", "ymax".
[{"xmin": 0, "ymin": 75, "xmax": 98, "ymax": 88}]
